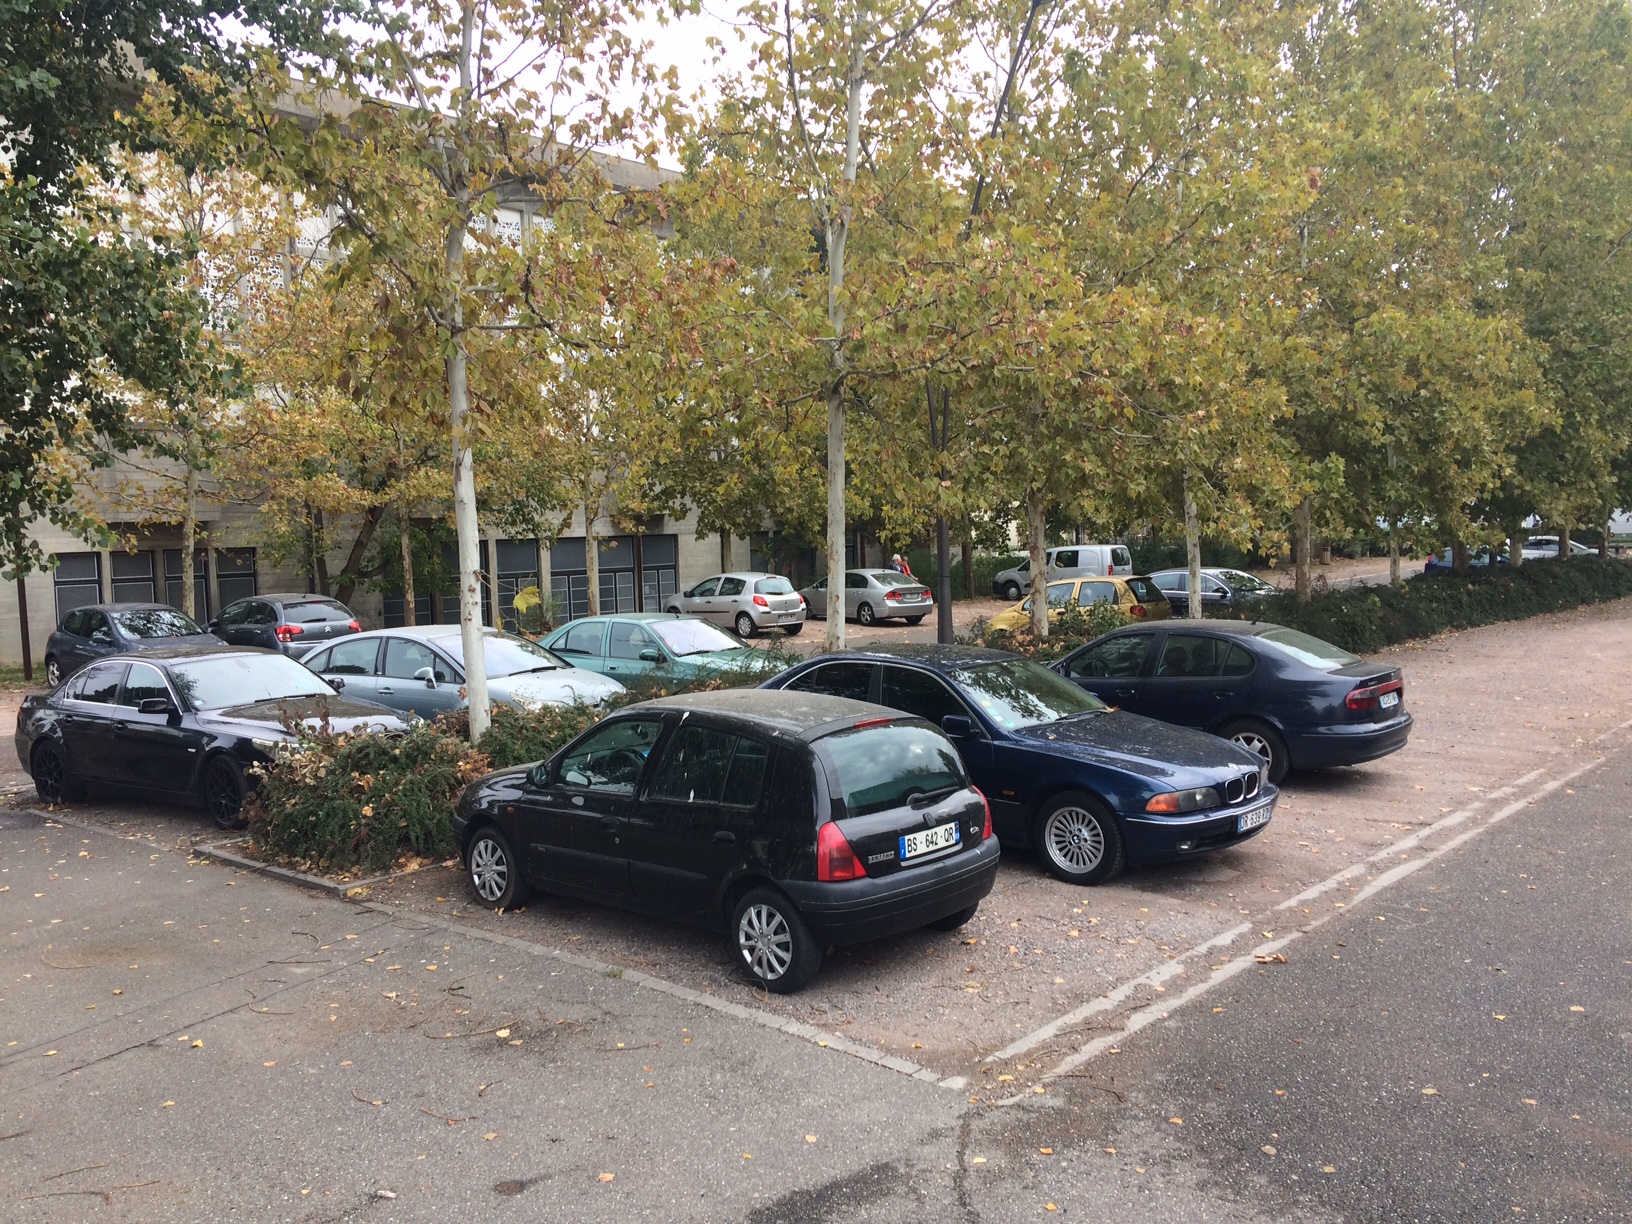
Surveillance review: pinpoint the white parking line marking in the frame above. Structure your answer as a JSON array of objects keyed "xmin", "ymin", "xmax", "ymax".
[{"xmin": 1028, "ymin": 754, "xmax": 1611, "ymax": 1091}]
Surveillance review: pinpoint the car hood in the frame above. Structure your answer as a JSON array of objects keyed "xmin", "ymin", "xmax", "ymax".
[
  {"xmin": 683, "ymin": 648, "xmax": 786, "ymax": 675},
  {"xmin": 495, "ymin": 668, "xmax": 626, "ymax": 707},
  {"xmin": 1013, "ymin": 711, "xmax": 1264, "ymax": 785},
  {"xmin": 198, "ymin": 694, "xmax": 408, "ymax": 738}
]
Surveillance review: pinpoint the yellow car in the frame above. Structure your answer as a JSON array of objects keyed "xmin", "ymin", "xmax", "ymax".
[{"xmin": 988, "ymin": 575, "xmax": 1172, "ymax": 632}]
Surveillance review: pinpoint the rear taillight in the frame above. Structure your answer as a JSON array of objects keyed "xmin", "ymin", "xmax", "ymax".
[
  {"xmin": 798, "ymin": 593, "xmax": 807, "ymax": 606},
  {"xmin": 752, "ymin": 595, "xmax": 769, "ymax": 608},
  {"xmin": 347, "ymin": 619, "xmax": 361, "ymax": 631},
  {"xmin": 885, "ymin": 590, "xmax": 901, "ymax": 601},
  {"xmin": 816, "ymin": 821, "xmax": 866, "ymax": 881},
  {"xmin": 1345, "ymin": 678, "xmax": 1403, "ymax": 711},
  {"xmin": 275, "ymin": 624, "xmax": 304, "ymax": 642},
  {"xmin": 974, "ymin": 787, "xmax": 993, "ymax": 839},
  {"xmin": 1129, "ymin": 604, "xmax": 1148, "ymax": 618}
]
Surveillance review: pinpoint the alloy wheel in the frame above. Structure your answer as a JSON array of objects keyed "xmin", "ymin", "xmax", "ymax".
[
  {"xmin": 469, "ymin": 836, "xmax": 509, "ymax": 903},
  {"xmin": 737, "ymin": 903, "xmax": 794, "ymax": 981},
  {"xmin": 205, "ymin": 758, "xmax": 245, "ymax": 825},
  {"xmin": 45, "ymin": 659, "xmax": 61, "ymax": 687},
  {"xmin": 33, "ymin": 746, "xmax": 65, "ymax": 804},
  {"xmin": 735, "ymin": 612, "xmax": 756, "ymax": 638},
  {"xmin": 1230, "ymin": 731, "xmax": 1273, "ymax": 767},
  {"xmin": 1044, "ymin": 805, "xmax": 1106, "ymax": 873}
]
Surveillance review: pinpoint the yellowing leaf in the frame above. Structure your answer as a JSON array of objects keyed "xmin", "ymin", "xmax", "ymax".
[{"xmin": 598, "ymin": 1172, "xmax": 615, "ymax": 1183}]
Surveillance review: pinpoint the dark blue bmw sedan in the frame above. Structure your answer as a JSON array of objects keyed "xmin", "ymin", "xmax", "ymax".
[{"xmin": 762, "ymin": 646, "xmax": 1275, "ymax": 885}]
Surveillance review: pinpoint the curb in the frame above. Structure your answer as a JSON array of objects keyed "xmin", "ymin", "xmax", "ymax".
[{"xmin": 196, "ymin": 839, "xmax": 421, "ymax": 897}]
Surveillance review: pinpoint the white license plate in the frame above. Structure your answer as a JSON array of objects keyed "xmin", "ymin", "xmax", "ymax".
[
  {"xmin": 1236, "ymin": 804, "xmax": 1273, "ymax": 834},
  {"xmin": 900, "ymin": 821, "xmax": 961, "ymax": 860},
  {"xmin": 1380, "ymin": 690, "xmax": 1400, "ymax": 709}
]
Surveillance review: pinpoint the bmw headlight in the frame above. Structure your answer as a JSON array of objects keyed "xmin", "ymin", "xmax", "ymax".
[{"xmin": 1144, "ymin": 787, "xmax": 1221, "ymax": 814}]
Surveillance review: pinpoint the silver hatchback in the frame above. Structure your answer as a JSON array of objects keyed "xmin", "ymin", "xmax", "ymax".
[
  {"xmin": 663, "ymin": 571, "xmax": 807, "ymax": 638},
  {"xmin": 798, "ymin": 569, "xmax": 934, "ymax": 626}
]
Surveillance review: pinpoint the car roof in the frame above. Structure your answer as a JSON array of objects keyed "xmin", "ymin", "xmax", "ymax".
[
  {"xmin": 252, "ymin": 592, "xmax": 337, "ymax": 604},
  {"xmin": 803, "ymin": 643, "xmax": 1023, "ymax": 671},
  {"xmin": 624, "ymin": 687, "xmax": 909, "ymax": 740},
  {"xmin": 1094, "ymin": 619, "xmax": 1290, "ymax": 639},
  {"xmin": 699, "ymin": 572, "xmax": 786, "ymax": 581},
  {"xmin": 1148, "ymin": 567, "xmax": 1250, "ymax": 578},
  {"xmin": 74, "ymin": 603, "xmax": 176, "ymax": 614},
  {"xmin": 552, "ymin": 612, "xmax": 695, "ymax": 626},
  {"xmin": 88, "ymin": 644, "xmax": 276, "ymax": 664},
  {"xmin": 345, "ymin": 624, "xmax": 489, "ymax": 641}
]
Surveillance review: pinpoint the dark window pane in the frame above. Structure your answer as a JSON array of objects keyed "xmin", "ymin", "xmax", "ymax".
[
  {"xmin": 73, "ymin": 664, "xmax": 126, "ymax": 704},
  {"xmin": 1155, "ymin": 634, "xmax": 1226, "ymax": 678},
  {"xmin": 651, "ymin": 725, "xmax": 736, "ymax": 804},
  {"xmin": 608, "ymin": 621, "xmax": 653, "ymax": 660},
  {"xmin": 1053, "ymin": 550, "xmax": 1078, "ymax": 568},
  {"xmin": 641, "ymin": 534, "xmax": 678, "ymax": 567},
  {"xmin": 817, "ymin": 725, "xmax": 965, "ymax": 816},
  {"xmin": 717, "ymin": 577, "xmax": 746, "ymax": 596},
  {"xmin": 110, "ymin": 551, "xmax": 154, "ymax": 579},
  {"xmin": 1222, "ymin": 645, "xmax": 1255, "ymax": 676},
  {"xmin": 122, "ymin": 663, "xmax": 170, "ymax": 706},
  {"xmin": 844, "ymin": 572, "xmax": 867, "ymax": 588},
  {"xmin": 86, "ymin": 614, "xmax": 114, "ymax": 645},
  {"xmin": 54, "ymin": 553, "xmax": 99, "ymax": 583},
  {"xmin": 558, "ymin": 622, "xmax": 605, "ymax": 656},
  {"xmin": 384, "ymin": 638, "xmax": 451, "ymax": 682},
  {"xmin": 1125, "ymin": 576, "xmax": 1163, "ymax": 603},
  {"xmin": 558, "ymin": 719, "xmax": 662, "ymax": 792},
  {"xmin": 689, "ymin": 578, "xmax": 719, "ymax": 598},
  {"xmin": 1067, "ymin": 636, "xmax": 1150, "ymax": 679},
  {"xmin": 284, "ymin": 600, "xmax": 353, "ymax": 624},
  {"xmin": 721, "ymin": 737, "xmax": 769, "ymax": 808},
  {"xmin": 879, "ymin": 666, "xmax": 966, "ymax": 725},
  {"xmin": 1078, "ymin": 582, "xmax": 1116, "ymax": 606},
  {"xmin": 324, "ymin": 639, "xmax": 380, "ymax": 675},
  {"xmin": 111, "ymin": 608, "xmax": 204, "ymax": 639},
  {"xmin": 785, "ymin": 661, "xmax": 873, "ymax": 702}
]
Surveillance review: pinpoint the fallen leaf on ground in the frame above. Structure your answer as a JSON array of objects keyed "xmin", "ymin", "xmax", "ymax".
[
  {"xmin": 598, "ymin": 1172, "xmax": 615, "ymax": 1183},
  {"xmin": 1322, "ymin": 1166, "xmax": 1337, "ymax": 1174},
  {"xmin": 1421, "ymin": 1088, "xmax": 1440, "ymax": 1096},
  {"xmin": 1262, "ymin": 1145, "xmax": 1277, "ymax": 1156},
  {"xmin": 1254, "ymin": 953, "xmax": 1288, "ymax": 965},
  {"xmin": 1169, "ymin": 1117, "xmax": 1184, "ymax": 1125},
  {"xmin": 805, "ymin": 1135, "xmax": 818, "ymax": 1144},
  {"xmin": 483, "ymin": 1132, "xmax": 498, "ymax": 1141},
  {"xmin": 1039, "ymin": 1147, "xmax": 1054, "ymax": 1155}
]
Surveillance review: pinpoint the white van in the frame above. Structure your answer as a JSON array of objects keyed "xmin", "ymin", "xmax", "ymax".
[{"xmin": 990, "ymin": 544, "xmax": 1133, "ymax": 600}]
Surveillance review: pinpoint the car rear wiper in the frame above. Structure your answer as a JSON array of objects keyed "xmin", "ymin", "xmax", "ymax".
[{"xmin": 908, "ymin": 785, "xmax": 960, "ymax": 809}]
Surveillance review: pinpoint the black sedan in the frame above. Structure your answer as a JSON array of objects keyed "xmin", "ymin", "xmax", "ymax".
[
  {"xmin": 761, "ymin": 646, "xmax": 1276, "ymax": 886},
  {"xmin": 453, "ymin": 688, "xmax": 1000, "ymax": 993},
  {"xmin": 17, "ymin": 645, "xmax": 407, "ymax": 828},
  {"xmin": 43, "ymin": 603, "xmax": 221, "ymax": 685},
  {"xmin": 1052, "ymin": 621, "xmax": 1412, "ymax": 783},
  {"xmin": 1148, "ymin": 567, "xmax": 1278, "ymax": 615}
]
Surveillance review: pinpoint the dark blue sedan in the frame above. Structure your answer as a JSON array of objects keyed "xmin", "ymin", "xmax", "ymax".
[
  {"xmin": 762, "ymin": 646, "xmax": 1275, "ymax": 886},
  {"xmin": 1051, "ymin": 621, "xmax": 1412, "ymax": 784}
]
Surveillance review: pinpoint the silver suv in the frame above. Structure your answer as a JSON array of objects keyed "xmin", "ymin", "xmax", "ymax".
[{"xmin": 664, "ymin": 572, "xmax": 807, "ymax": 638}]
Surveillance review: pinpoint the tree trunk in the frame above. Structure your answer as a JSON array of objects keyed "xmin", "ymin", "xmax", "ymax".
[
  {"xmin": 1294, "ymin": 496, "xmax": 1312, "ymax": 604},
  {"xmin": 180, "ymin": 467, "xmax": 197, "ymax": 619},
  {"xmin": 1558, "ymin": 523, "xmax": 1572, "ymax": 558},
  {"xmin": 399, "ymin": 502, "xmax": 416, "ymax": 626},
  {"xmin": 16, "ymin": 573, "xmax": 31, "ymax": 682},
  {"xmin": 961, "ymin": 536, "xmax": 974, "ymax": 601},
  {"xmin": 584, "ymin": 501, "xmax": 601, "ymax": 617},
  {"xmin": 1387, "ymin": 514, "xmax": 1400, "ymax": 585},
  {"xmin": 1508, "ymin": 518, "xmax": 1525, "ymax": 569},
  {"xmin": 1026, "ymin": 485, "xmax": 1049, "ymax": 639},
  {"xmin": 1603, "ymin": 514, "xmax": 1612, "ymax": 559},
  {"xmin": 936, "ymin": 513, "xmax": 952, "ymax": 643},
  {"xmin": 1184, "ymin": 479, "xmax": 1202, "ymax": 621},
  {"xmin": 719, "ymin": 529, "xmax": 731, "ymax": 573},
  {"xmin": 1451, "ymin": 540, "xmax": 1469, "ymax": 573},
  {"xmin": 331, "ymin": 504, "xmax": 385, "ymax": 608},
  {"xmin": 312, "ymin": 507, "xmax": 329, "ymax": 595}
]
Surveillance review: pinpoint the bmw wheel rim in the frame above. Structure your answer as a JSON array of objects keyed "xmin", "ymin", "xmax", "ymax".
[
  {"xmin": 206, "ymin": 761, "xmax": 243, "ymax": 821},
  {"xmin": 1045, "ymin": 806, "xmax": 1106, "ymax": 873},
  {"xmin": 36, "ymin": 749, "xmax": 64, "ymax": 803},
  {"xmin": 1231, "ymin": 731, "xmax": 1273, "ymax": 767},
  {"xmin": 470, "ymin": 838, "xmax": 508, "ymax": 902},
  {"xmin": 738, "ymin": 904, "xmax": 793, "ymax": 981}
]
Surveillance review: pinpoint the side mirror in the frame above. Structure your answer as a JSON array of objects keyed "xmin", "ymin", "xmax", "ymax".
[
  {"xmin": 137, "ymin": 697, "xmax": 175, "ymax": 715},
  {"xmin": 413, "ymin": 665, "xmax": 437, "ymax": 688},
  {"xmin": 638, "ymin": 648, "xmax": 663, "ymax": 663},
  {"xmin": 329, "ymin": 677, "xmax": 346, "ymax": 691},
  {"xmin": 940, "ymin": 715, "xmax": 975, "ymax": 737},
  {"xmin": 206, "ymin": 620, "xmax": 220, "ymax": 633},
  {"xmin": 527, "ymin": 761, "xmax": 553, "ymax": 788}
]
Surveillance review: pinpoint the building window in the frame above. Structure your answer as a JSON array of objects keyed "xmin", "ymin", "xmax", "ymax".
[
  {"xmin": 52, "ymin": 553, "xmax": 102, "ymax": 623},
  {"xmin": 495, "ymin": 539, "xmax": 539, "ymax": 626},
  {"xmin": 549, "ymin": 534, "xmax": 669, "ymax": 621},
  {"xmin": 163, "ymin": 548, "xmax": 210, "ymax": 617},
  {"xmin": 110, "ymin": 550, "xmax": 156, "ymax": 603},
  {"xmin": 640, "ymin": 534, "xmax": 678, "ymax": 611},
  {"xmin": 216, "ymin": 548, "xmax": 258, "ymax": 605}
]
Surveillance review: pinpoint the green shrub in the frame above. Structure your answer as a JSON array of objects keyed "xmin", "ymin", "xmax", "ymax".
[
  {"xmin": 1220, "ymin": 556, "xmax": 1632, "ymax": 653},
  {"xmin": 246, "ymin": 720, "xmax": 489, "ymax": 877},
  {"xmin": 960, "ymin": 600, "xmax": 1132, "ymax": 662}
]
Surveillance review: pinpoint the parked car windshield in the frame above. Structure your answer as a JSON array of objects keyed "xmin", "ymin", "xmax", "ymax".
[
  {"xmin": 650, "ymin": 618, "xmax": 742, "ymax": 656},
  {"xmin": 284, "ymin": 599, "xmax": 355, "ymax": 624},
  {"xmin": 818, "ymin": 724, "xmax": 966, "ymax": 816},
  {"xmin": 438, "ymin": 633, "xmax": 568, "ymax": 676},
  {"xmin": 953, "ymin": 658, "xmax": 1107, "ymax": 729},
  {"xmin": 112, "ymin": 608, "xmax": 205, "ymax": 639},
  {"xmin": 1255, "ymin": 627, "xmax": 1361, "ymax": 671},
  {"xmin": 1218, "ymin": 570, "xmax": 1274, "ymax": 592},
  {"xmin": 754, "ymin": 577, "xmax": 795, "ymax": 595},
  {"xmin": 170, "ymin": 654, "xmax": 335, "ymax": 710}
]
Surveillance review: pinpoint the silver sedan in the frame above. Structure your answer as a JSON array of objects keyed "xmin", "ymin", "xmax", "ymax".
[
  {"xmin": 798, "ymin": 569, "xmax": 934, "ymax": 626},
  {"xmin": 663, "ymin": 571, "xmax": 807, "ymax": 638}
]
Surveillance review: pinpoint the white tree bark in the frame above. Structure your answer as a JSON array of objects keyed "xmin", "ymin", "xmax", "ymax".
[
  {"xmin": 180, "ymin": 462, "xmax": 197, "ymax": 619},
  {"xmin": 1294, "ymin": 495, "xmax": 1312, "ymax": 604},
  {"xmin": 1026, "ymin": 484, "xmax": 1048, "ymax": 639},
  {"xmin": 399, "ymin": 501, "xmax": 416, "ymax": 626},
  {"xmin": 584, "ymin": 500, "xmax": 601, "ymax": 617},
  {"xmin": 1184, "ymin": 478, "xmax": 1202, "ymax": 621}
]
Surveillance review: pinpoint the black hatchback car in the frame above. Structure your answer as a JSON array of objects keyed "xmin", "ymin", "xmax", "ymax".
[
  {"xmin": 453, "ymin": 688, "xmax": 1000, "ymax": 993},
  {"xmin": 210, "ymin": 593, "xmax": 362, "ymax": 659},
  {"xmin": 763, "ymin": 646, "xmax": 1276, "ymax": 886},
  {"xmin": 17, "ymin": 645, "xmax": 407, "ymax": 827},
  {"xmin": 1052, "ymin": 621, "xmax": 1412, "ymax": 783},
  {"xmin": 43, "ymin": 604, "xmax": 221, "ymax": 685}
]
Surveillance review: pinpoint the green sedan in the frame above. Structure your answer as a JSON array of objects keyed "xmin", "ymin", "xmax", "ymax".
[{"xmin": 540, "ymin": 613, "xmax": 788, "ymax": 683}]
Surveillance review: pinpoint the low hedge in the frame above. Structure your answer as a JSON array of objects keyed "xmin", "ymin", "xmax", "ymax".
[
  {"xmin": 958, "ymin": 601, "xmax": 1132, "ymax": 662},
  {"xmin": 1219, "ymin": 555, "xmax": 1632, "ymax": 653}
]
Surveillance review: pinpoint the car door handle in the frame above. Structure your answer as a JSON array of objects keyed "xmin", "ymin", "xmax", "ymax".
[
  {"xmin": 1113, "ymin": 688, "xmax": 1137, "ymax": 699},
  {"xmin": 571, "ymin": 795, "xmax": 585, "ymax": 806},
  {"xmin": 378, "ymin": 686, "xmax": 395, "ymax": 695},
  {"xmin": 62, "ymin": 714, "xmax": 80, "ymax": 725},
  {"xmin": 711, "ymin": 830, "xmax": 737, "ymax": 845},
  {"xmin": 1212, "ymin": 691, "xmax": 1232, "ymax": 700}
]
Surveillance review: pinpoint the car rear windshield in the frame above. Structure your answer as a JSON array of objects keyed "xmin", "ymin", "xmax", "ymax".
[
  {"xmin": 651, "ymin": 619, "xmax": 741, "ymax": 656},
  {"xmin": 169, "ymin": 654, "xmax": 335, "ymax": 711},
  {"xmin": 1219, "ymin": 570, "xmax": 1274, "ymax": 592},
  {"xmin": 754, "ymin": 577, "xmax": 795, "ymax": 595},
  {"xmin": 284, "ymin": 599, "xmax": 355, "ymax": 624},
  {"xmin": 953, "ymin": 658, "xmax": 1107, "ymax": 729},
  {"xmin": 112, "ymin": 609, "xmax": 204, "ymax": 639},
  {"xmin": 437, "ymin": 632, "xmax": 567, "ymax": 677},
  {"xmin": 1125, "ymin": 576, "xmax": 1163, "ymax": 603},
  {"xmin": 873, "ymin": 572, "xmax": 919, "ymax": 587},
  {"xmin": 817, "ymin": 724, "xmax": 966, "ymax": 816},
  {"xmin": 1255, "ymin": 627, "xmax": 1361, "ymax": 671}
]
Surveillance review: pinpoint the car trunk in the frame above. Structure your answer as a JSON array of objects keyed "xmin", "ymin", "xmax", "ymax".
[
  {"xmin": 830, "ymin": 790, "xmax": 985, "ymax": 878},
  {"xmin": 284, "ymin": 601, "xmax": 359, "ymax": 644},
  {"xmin": 1331, "ymin": 662, "xmax": 1404, "ymax": 721}
]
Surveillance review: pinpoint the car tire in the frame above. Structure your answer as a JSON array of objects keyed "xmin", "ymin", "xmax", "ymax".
[
  {"xmin": 735, "ymin": 611, "xmax": 757, "ymax": 638},
  {"xmin": 782, "ymin": 623, "xmax": 803, "ymax": 637},
  {"xmin": 926, "ymin": 902, "xmax": 979, "ymax": 931},
  {"xmin": 665, "ymin": 606, "xmax": 681, "ymax": 615},
  {"xmin": 856, "ymin": 602, "xmax": 875, "ymax": 627},
  {"xmin": 731, "ymin": 885, "xmax": 821, "ymax": 993},
  {"xmin": 905, "ymin": 615, "xmax": 925, "ymax": 626},
  {"xmin": 1003, "ymin": 581, "xmax": 1022, "ymax": 602},
  {"xmin": 1034, "ymin": 791, "xmax": 1125, "ymax": 885},
  {"xmin": 44, "ymin": 656, "xmax": 62, "ymax": 687},
  {"xmin": 31, "ymin": 740, "xmax": 84, "ymax": 805},
  {"xmin": 466, "ymin": 825, "xmax": 530, "ymax": 910},
  {"xmin": 202, "ymin": 754, "xmax": 250, "ymax": 830},
  {"xmin": 1219, "ymin": 719, "xmax": 1289, "ymax": 784}
]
